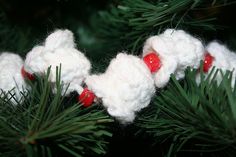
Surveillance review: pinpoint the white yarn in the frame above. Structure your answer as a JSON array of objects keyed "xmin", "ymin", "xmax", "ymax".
[
  {"xmin": 143, "ymin": 29, "xmax": 204, "ymax": 88},
  {"xmin": 0, "ymin": 53, "xmax": 26, "ymax": 103},
  {"xmin": 24, "ymin": 29, "xmax": 91, "ymax": 95},
  {"xmin": 85, "ymin": 53, "xmax": 155, "ymax": 123},
  {"xmin": 196, "ymin": 41, "xmax": 236, "ymax": 87},
  {"xmin": 45, "ymin": 29, "xmax": 75, "ymax": 50}
]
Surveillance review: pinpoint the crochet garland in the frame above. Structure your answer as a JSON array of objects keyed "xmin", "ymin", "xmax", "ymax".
[{"xmin": 0, "ymin": 29, "xmax": 235, "ymax": 123}]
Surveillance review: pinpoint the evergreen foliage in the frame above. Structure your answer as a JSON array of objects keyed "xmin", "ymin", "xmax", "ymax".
[
  {"xmin": 92, "ymin": 0, "xmax": 236, "ymax": 55},
  {"xmin": 0, "ymin": 68, "xmax": 113, "ymax": 157},
  {"xmin": 136, "ymin": 67, "xmax": 236, "ymax": 156}
]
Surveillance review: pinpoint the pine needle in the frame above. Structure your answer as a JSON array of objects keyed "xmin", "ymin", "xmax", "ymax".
[
  {"xmin": 0, "ymin": 68, "xmax": 113, "ymax": 157},
  {"xmin": 136, "ymin": 67, "xmax": 236, "ymax": 156}
]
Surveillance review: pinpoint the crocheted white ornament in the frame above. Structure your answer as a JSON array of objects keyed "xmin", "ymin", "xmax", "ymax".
[
  {"xmin": 197, "ymin": 41, "xmax": 236, "ymax": 87},
  {"xmin": 24, "ymin": 29, "xmax": 91, "ymax": 95},
  {"xmin": 85, "ymin": 53, "xmax": 155, "ymax": 123},
  {"xmin": 143, "ymin": 29, "xmax": 204, "ymax": 88},
  {"xmin": 0, "ymin": 53, "xmax": 26, "ymax": 103}
]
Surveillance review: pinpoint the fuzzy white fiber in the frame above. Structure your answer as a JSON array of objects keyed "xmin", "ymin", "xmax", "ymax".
[
  {"xmin": 143, "ymin": 29, "xmax": 204, "ymax": 88},
  {"xmin": 0, "ymin": 52, "xmax": 26, "ymax": 103},
  {"xmin": 24, "ymin": 29, "xmax": 91, "ymax": 95},
  {"xmin": 85, "ymin": 53, "xmax": 155, "ymax": 123},
  {"xmin": 196, "ymin": 41, "xmax": 236, "ymax": 87}
]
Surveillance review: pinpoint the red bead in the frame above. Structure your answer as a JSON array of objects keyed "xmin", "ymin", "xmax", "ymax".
[
  {"xmin": 21, "ymin": 66, "xmax": 35, "ymax": 81},
  {"xmin": 78, "ymin": 88, "xmax": 95, "ymax": 107},
  {"xmin": 203, "ymin": 52, "xmax": 214, "ymax": 73},
  {"xmin": 143, "ymin": 52, "xmax": 161, "ymax": 73}
]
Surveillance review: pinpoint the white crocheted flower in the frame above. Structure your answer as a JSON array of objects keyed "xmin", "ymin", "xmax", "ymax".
[
  {"xmin": 24, "ymin": 29, "xmax": 91, "ymax": 95},
  {"xmin": 0, "ymin": 53, "xmax": 27, "ymax": 104},
  {"xmin": 85, "ymin": 53, "xmax": 155, "ymax": 123},
  {"xmin": 196, "ymin": 41, "xmax": 236, "ymax": 87},
  {"xmin": 143, "ymin": 29, "xmax": 204, "ymax": 88}
]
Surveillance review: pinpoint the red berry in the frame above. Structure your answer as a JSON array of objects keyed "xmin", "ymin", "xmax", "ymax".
[
  {"xmin": 21, "ymin": 66, "xmax": 35, "ymax": 81},
  {"xmin": 78, "ymin": 88, "xmax": 95, "ymax": 107},
  {"xmin": 203, "ymin": 52, "xmax": 214, "ymax": 73},
  {"xmin": 143, "ymin": 52, "xmax": 161, "ymax": 73}
]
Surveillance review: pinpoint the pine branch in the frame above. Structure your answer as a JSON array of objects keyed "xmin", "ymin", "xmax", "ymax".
[
  {"xmin": 136, "ymin": 67, "xmax": 236, "ymax": 156},
  {"xmin": 91, "ymin": 0, "xmax": 236, "ymax": 55},
  {"xmin": 0, "ymin": 67, "xmax": 113, "ymax": 157}
]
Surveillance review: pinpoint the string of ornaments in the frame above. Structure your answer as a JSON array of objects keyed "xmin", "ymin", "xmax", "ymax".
[{"xmin": 0, "ymin": 29, "xmax": 235, "ymax": 123}]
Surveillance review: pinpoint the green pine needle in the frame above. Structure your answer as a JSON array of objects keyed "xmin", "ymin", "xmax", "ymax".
[
  {"xmin": 0, "ymin": 67, "xmax": 113, "ymax": 157},
  {"xmin": 136, "ymin": 67, "xmax": 236, "ymax": 156},
  {"xmin": 91, "ymin": 0, "xmax": 235, "ymax": 55}
]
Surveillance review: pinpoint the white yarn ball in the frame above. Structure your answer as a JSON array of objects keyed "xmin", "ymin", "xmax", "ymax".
[
  {"xmin": 45, "ymin": 29, "xmax": 75, "ymax": 50},
  {"xmin": 24, "ymin": 46, "xmax": 47, "ymax": 74},
  {"xmin": 24, "ymin": 29, "xmax": 91, "ymax": 95},
  {"xmin": 85, "ymin": 53, "xmax": 155, "ymax": 123},
  {"xmin": 143, "ymin": 29, "xmax": 204, "ymax": 88},
  {"xmin": 0, "ymin": 53, "xmax": 26, "ymax": 103},
  {"xmin": 196, "ymin": 41, "xmax": 236, "ymax": 87}
]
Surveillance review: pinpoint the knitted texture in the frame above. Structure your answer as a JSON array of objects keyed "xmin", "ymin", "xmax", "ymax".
[
  {"xmin": 0, "ymin": 53, "xmax": 26, "ymax": 103},
  {"xmin": 24, "ymin": 29, "xmax": 91, "ymax": 95},
  {"xmin": 85, "ymin": 53, "xmax": 155, "ymax": 123},
  {"xmin": 143, "ymin": 29, "xmax": 204, "ymax": 88},
  {"xmin": 197, "ymin": 41, "xmax": 236, "ymax": 87}
]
